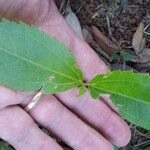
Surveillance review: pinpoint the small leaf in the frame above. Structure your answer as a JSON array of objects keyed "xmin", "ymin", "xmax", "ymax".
[
  {"xmin": 0, "ymin": 141, "xmax": 12, "ymax": 150},
  {"xmin": 88, "ymin": 71, "xmax": 150, "ymax": 129},
  {"xmin": 130, "ymin": 48, "xmax": 150, "ymax": 63},
  {"xmin": 113, "ymin": 146, "xmax": 119, "ymax": 150},
  {"xmin": 77, "ymin": 85, "xmax": 87, "ymax": 97},
  {"xmin": 65, "ymin": 6, "xmax": 83, "ymax": 39},
  {"xmin": 132, "ymin": 23, "xmax": 144, "ymax": 54},
  {"xmin": 111, "ymin": 52, "xmax": 119, "ymax": 61},
  {"xmin": 122, "ymin": 51, "xmax": 131, "ymax": 61},
  {"xmin": 0, "ymin": 19, "xmax": 84, "ymax": 94}
]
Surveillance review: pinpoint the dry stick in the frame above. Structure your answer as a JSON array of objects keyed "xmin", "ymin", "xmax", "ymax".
[
  {"xmin": 106, "ymin": 15, "xmax": 128, "ymax": 70},
  {"xmin": 106, "ymin": 15, "xmax": 113, "ymax": 39},
  {"xmin": 135, "ymin": 129, "xmax": 150, "ymax": 139},
  {"xmin": 135, "ymin": 140, "xmax": 150, "ymax": 148},
  {"xmin": 75, "ymin": 1, "xmax": 86, "ymax": 14},
  {"xmin": 59, "ymin": 0, "xmax": 66, "ymax": 12},
  {"xmin": 106, "ymin": 15, "xmax": 121, "ymax": 49},
  {"xmin": 59, "ymin": 0, "xmax": 70, "ymax": 16},
  {"xmin": 144, "ymin": 23, "xmax": 150, "ymax": 35}
]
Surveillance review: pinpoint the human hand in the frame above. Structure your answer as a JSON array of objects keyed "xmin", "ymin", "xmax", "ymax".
[{"xmin": 0, "ymin": 0, "xmax": 131, "ymax": 149}]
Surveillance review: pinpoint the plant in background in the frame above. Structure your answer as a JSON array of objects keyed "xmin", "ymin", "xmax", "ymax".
[
  {"xmin": 107, "ymin": 0, "xmax": 128, "ymax": 12},
  {"xmin": 111, "ymin": 51, "xmax": 131, "ymax": 70},
  {"xmin": 0, "ymin": 19, "xmax": 150, "ymax": 131}
]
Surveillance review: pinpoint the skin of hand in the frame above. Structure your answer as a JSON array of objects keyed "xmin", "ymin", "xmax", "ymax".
[{"xmin": 0, "ymin": 0, "xmax": 131, "ymax": 150}]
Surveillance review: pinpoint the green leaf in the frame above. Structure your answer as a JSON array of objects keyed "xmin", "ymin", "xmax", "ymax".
[
  {"xmin": 88, "ymin": 70, "xmax": 150, "ymax": 129},
  {"xmin": 0, "ymin": 19, "xmax": 84, "ymax": 94},
  {"xmin": 77, "ymin": 85, "xmax": 87, "ymax": 97},
  {"xmin": 144, "ymin": 147, "xmax": 150, "ymax": 150},
  {"xmin": 122, "ymin": 51, "xmax": 131, "ymax": 61},
  {"xmin": 113, "ymin": 146, "xmax": 119, "ymax": 150},
  {"xmin": 0, "ymin": 141, "xmax": 12, "ymax": 150}
]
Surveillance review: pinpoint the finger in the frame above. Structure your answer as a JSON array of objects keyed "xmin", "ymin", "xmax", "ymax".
[
  {"xmin": 24, "ymin": 95, "xmax": 114, "ymax": 150},
  {"xmin": 0, "ymin": 86, "xmax": 113, "ymax": 149},
  {"xmin": 0, "ymin": 85, "xmax": 35, "ymax": 109},
  {"xmin": 56, "ymin": 90, "xmax": 131, "ymax": 147},
  {"xmin": 0, "ymin": 106, "xmax": 62, "ymax": 150},
  {"xmin": 0, "ymin": 0, "xmax": 43, "ymax": 24}
]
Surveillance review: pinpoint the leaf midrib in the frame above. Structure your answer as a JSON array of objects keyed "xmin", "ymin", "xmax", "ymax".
[
  {"xmin": 0, "ymin": 27, "xmax": 81, "ymax": 79},
  {"xmin": 0, "ymin": 71, "xmax": 79, "ymax": 86},
  {"xmin": 89, "ymin": 80, "xmax": 150, "ymax": 87},
  {"xmin": 89, "ymin": 85, "xmax": 150, "ymax": 105},
  {"xmin": 0, "ymin": 47, "xmax": 79, "ymax": 82}
]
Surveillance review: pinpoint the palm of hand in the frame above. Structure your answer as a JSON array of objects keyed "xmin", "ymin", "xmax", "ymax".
[{"xmin": 0, "ymin": 0, "xmax": 130, "ymax": 150}]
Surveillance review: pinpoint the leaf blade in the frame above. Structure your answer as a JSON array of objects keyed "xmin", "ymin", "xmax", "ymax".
[
  {"xmin": 88, "ymin": 71, "xmax": 150, "ymax": 129},
  {"xmin": 0, "ymin": 19, "xmax": 83, "ymax": 93}
]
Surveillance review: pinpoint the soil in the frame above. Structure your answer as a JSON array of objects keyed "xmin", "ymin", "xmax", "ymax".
[{"xmin": 70, "ymin": 0, "xmax": 150, "ymax": 73}]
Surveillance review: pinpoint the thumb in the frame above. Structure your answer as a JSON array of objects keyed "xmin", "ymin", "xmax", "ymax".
[{"xmin": 0, "ymin": 0, "xmax": 48, "ymax": 24}]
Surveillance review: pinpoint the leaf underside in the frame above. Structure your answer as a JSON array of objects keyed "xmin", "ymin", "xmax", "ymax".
[
  {"xmin": 88, "ymin": 71, "xmax": 150, "ymax": 129},
  {"xmin": 0, "ymin": 19, "xmax": 84, "ymax": 94}
]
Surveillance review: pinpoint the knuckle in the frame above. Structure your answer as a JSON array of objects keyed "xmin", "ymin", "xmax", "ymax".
[
  {"xmin": 34, "ymin": 95, "xmax": 64, "ymax": 123},
  {"xmin": 0, "ymin": 86, "xmax": 17, "ymax": 109},
  {"xmin": 0, "ymin": 107, "xmax": 34, "ymax": 141}
]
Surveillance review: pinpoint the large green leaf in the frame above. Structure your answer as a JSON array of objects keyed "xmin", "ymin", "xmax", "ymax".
[
  {"xmin": 0, "ymin": 19, "xmax": 84, "ymax": 93},
  {"xmin": 88, "ymin": 71, "xmax": 150, "ymax": 129}
]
